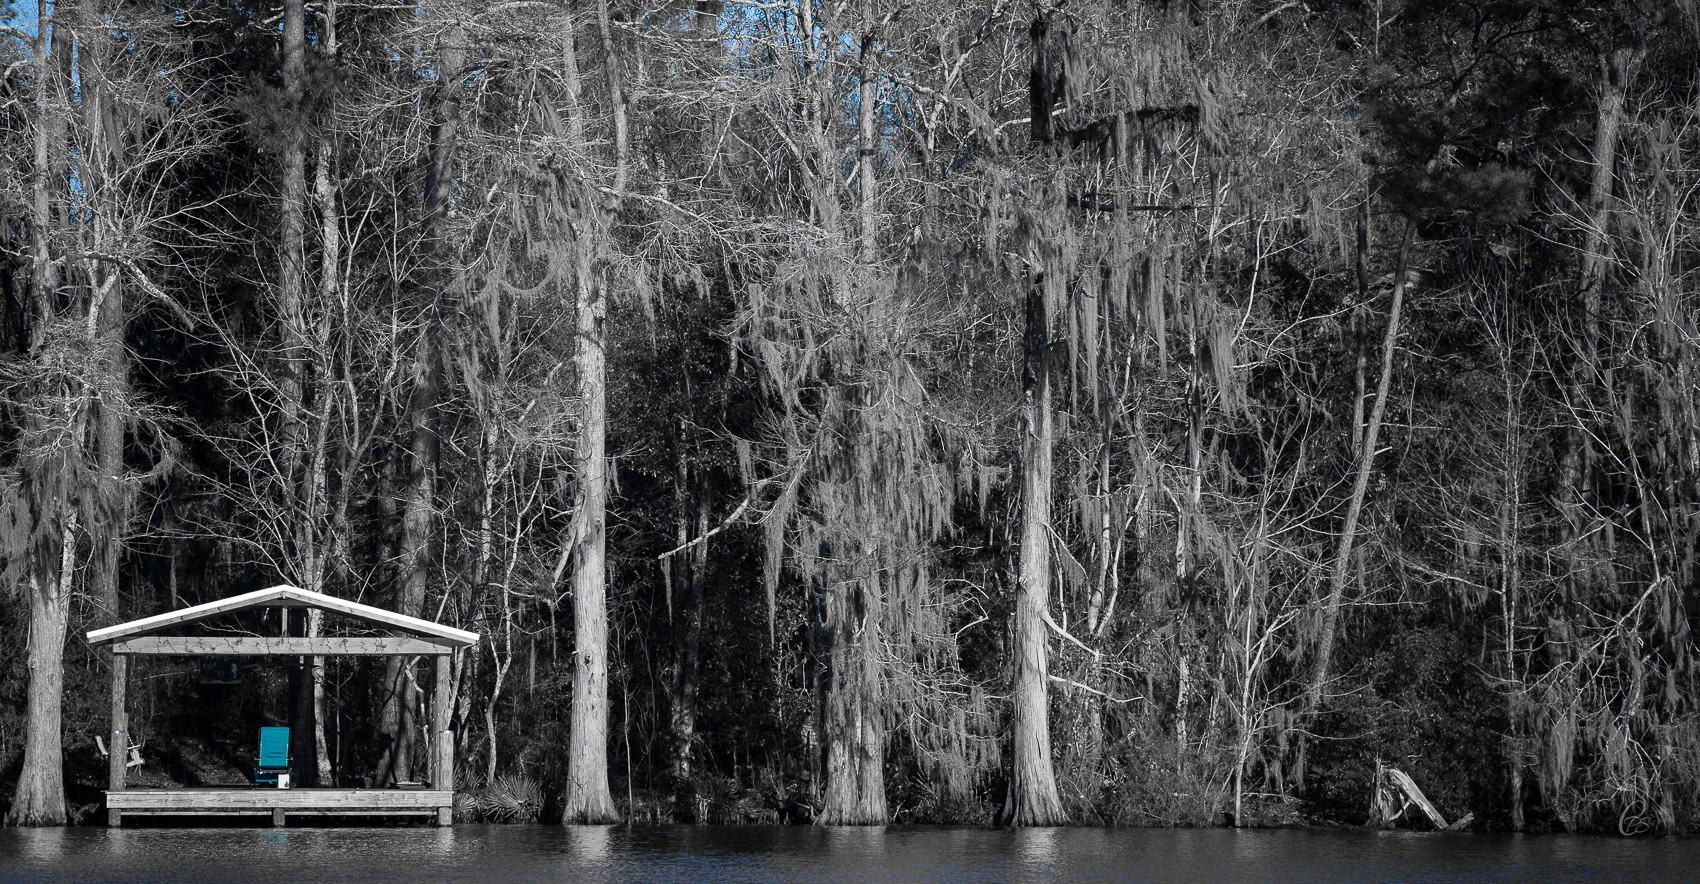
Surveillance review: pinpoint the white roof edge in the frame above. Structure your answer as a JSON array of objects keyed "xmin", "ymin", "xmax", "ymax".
[
  {"xmin": 86, "ymin": 585, "xmax": 290, "ymax": 644},
  {"xmin": 275, "ymin": 586, "xmax": 479, "ymax": 645},
  {"xmin": 87, "ymin": 584, "xmax": 479, "ymax": 647}
]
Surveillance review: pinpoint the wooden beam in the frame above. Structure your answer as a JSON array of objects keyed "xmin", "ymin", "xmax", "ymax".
[
  {"xmin": 116, "ymin": 808, "xmax": 437, "ymax": 816},
  {"xmin": 88, "ymin": 586, "xmax": 296, "ymax": 645},
  {"xmin": 432, "ymin": 654, "xmax": 453, "ymax": 822},
  {"xmin": 108, "ymin": 788, "xmax": 449, "ymax": 812},
  {"xmin": 272, "ymin": 586, "xmax": 478, "ymax": 646},
  {"xmin": 107, "ymin": 654, "xmax": 128, "ymax": 828},
  {"xmin": 87, "ymin": 584, "xmax": 478, "ymax": 648},
  {"xmin": 111, "ymin": 636, "xmax": 457, "ymax": 656}
]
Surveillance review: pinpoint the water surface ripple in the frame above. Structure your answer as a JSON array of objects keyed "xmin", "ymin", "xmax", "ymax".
[{"xmin": 1, "ymin": 824, "xmax": 1693, "ymax": 883}]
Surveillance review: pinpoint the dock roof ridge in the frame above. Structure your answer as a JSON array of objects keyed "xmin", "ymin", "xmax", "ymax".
[{"xmin": 86, "ymin": 584, "xmax": 478, "ymax": 647}]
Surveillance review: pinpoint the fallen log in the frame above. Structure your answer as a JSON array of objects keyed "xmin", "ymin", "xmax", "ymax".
[{"xmin": 1369, "ymin": 759, "xmax": 1450, "ymax": 830}]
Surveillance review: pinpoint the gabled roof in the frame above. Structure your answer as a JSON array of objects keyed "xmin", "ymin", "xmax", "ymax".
[{"xmin": 86, "ymin": 584, "xmax": 479, "ymax": 648}]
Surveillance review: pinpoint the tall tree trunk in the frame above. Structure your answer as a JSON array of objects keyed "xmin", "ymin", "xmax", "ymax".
[
  {"xmin": 1556, "ymin": 45, "xmax": 1641, "ymax": 601},
  {"xmin": 670, "ymin": 469, "xmax": 706, "ymax": 822},
  {"xmin": 7, "ymin": 1, "xmax": 74, "ymax": 828},
  {"xmin": 853, "ymin": 569, "xmax": 887, "ymax": 823},
  {"xmin": 668, "ymin": 2, "xmax": 722, "ymax": 813},
  {"xmin": 1304, "ymin": 222, "xmax": 1414, "ymax": 719},
  {"xmin": 819, "ymin": 562, "xmax": 888, "ymax": 825},
  {"xmin": 814, "ymin": 0, "xmax": 893, "ymax": 826},
  {"xmin": 287, "ymin": 608, "xmax": 319, "ymax": 785},
  {"xmin": 1351, "ymin": 207, "xmax": 1372, "ymax": 455},
  {"xmin": 9, "ymin": 515, "xmax": 77, "ymax": 826},
  {"xmin": 81, "ymin": 14, "xmax": 127, "ymax": 626},
  {"xmin": 308, "ymin": 0, "xmax": 343, "ymax": 789},
  {"xmin": 275, "ymin": 0, "xmax": 321, "ymax": 787},
  {"xmin": 374, "ymin": 661, "xmax": 416, "ymax": 785},
  {"xmin": 1000, "ymin": 9, "xmax": 1070, "ymax": 826},
  {"xmin": 1500, "ymin": 454, "xmax": 1525, "ymax": 832},
  {"xmin": 561, "ymin": 0, "xmax": 625, "ymax": 824},
  {"xmin": 277, "ymin": 0, "xmax": 308, "ymax": 484},
  {"xmin": 1003, "ymin": 281, "xmax": 1067, "ymax": 826},
  {"xmin": 379, "ymin": 19, "xmax": 464, "ymax": 786},
  {"xmin": 28, "ymin": 1, "xmax": 58, "ymax": 343},
  {"xmin": 1579, "ymin": 47, "xmax": 1639, "ymax": 355},
  {"xmin": 563, "ymin": 255, "xmax": 619, "ymax": 823},
  {"xmin": 89, "ymin": 284, "xmax": 125, "ymax": 630}
]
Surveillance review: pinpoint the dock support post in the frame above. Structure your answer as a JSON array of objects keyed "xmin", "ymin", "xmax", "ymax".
[
  {"xmin": 432, "ymin": 654, "xmax": 454, "ymax": 825},
  {"xmin": 107, "ymin": 653, "xmax": 129, "ymax": 828},
  {"xmin": 273, "ymin": 809, "xmax": 286, "ymax": 827}
]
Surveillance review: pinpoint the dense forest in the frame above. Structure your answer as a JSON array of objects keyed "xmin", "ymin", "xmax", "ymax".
[{"xmin": 1, "ymin": 0, "xmax": 1697, "ymax": 834}]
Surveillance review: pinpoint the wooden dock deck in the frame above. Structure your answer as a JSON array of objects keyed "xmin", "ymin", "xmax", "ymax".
[{"xmin": 106, "ymin": 788, "xmax": 453, "ymax": 826}]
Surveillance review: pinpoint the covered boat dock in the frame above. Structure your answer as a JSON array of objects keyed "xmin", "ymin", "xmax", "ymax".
[{"xmin": 86, "ymin": 585, "xmax": 479, "ymax": 826}]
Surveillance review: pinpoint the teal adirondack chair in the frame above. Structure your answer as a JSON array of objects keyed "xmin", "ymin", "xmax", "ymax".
[{"xmin": 255, "ymin": 727, "xmax": 290, "ymax": 785}]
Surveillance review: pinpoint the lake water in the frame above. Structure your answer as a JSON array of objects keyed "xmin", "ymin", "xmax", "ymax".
[{"xmin": 1, "ymin": 824, "xmax": 1694, "ymax": 883}]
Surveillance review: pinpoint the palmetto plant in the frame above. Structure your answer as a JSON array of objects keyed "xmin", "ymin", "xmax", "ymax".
[{"xmin": 475, "ymin": 771, "xmax": 543, "ymax": 824}]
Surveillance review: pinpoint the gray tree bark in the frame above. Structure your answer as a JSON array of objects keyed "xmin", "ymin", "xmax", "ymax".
[
  {"xmin": 7, "ymin": 1, "xmax": 74, "ymax": 828},
  {"xmin": 308, "ymin": 0, "xmax": 342, "ymax": 785},
  {"xmin": 10, "ymin": 518, "xmax": 76, "ymax": 827},
  {"xmin": 275, "ymin": 0, "xmax": 322, "ymax": 785},
  {"xmin": 563, "ymin": 255, "xmax": 619, "ymax": 823},
  {"xmin": 1304, "ymin": 222, "xmax": 1414, "ymax": 718},
  {"xmin": 819, "ymin": 564, "xmax": 888, "ymax": 825},
  {"xmin": 559, "ymin": 0, "xmax": 623, "ymax": 824},
  {"xmin": 80, "ymin": 11, "xmax": 128, "ymax": 627},
  {"xmin": 1003, "ymin": 283, "xmax": 1067, "ymax": 827},
  {"xmin": 669, "ymin": 469, "xmax": 707, "ymax": 822},
  {"xmin": 1000, "ymin": 9, "xmax": 1070, "ymax": 826},
  {"xmin": 1555, "ymin": 45, "xmax": 1641, "ymax": 595},
  {"xmin": 379, "ymin": 17, "xmax": 465, "ymax": 787}
]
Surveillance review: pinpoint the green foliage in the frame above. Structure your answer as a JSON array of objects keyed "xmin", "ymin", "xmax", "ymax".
[
  {"xmin": 474, "ymin": 771, "xmax": 543, "ymax": 823},
  {"xmin": 1358, "ymin": 0, "xmax": 1587, "ymax": 223},
  {"xmin": 1306, "ymin": 626, "xmax": 1507, "ymax": 826}
]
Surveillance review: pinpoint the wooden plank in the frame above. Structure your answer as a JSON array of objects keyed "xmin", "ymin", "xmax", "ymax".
[
  {"xmin": 107, "ymin": 789, "xmax": 451, "ymax": 811},
  {"xmin": 108, "ymin": 654, "xmax": 128, "ymax": 808},
  {"xmin": 118, "ymin": 812, "xmax": 438, "ymax": 819},
  {"xmin": 431, "ymin": 656, "xmax": 452, "ymax": 791},
  {"xmin": 88, "ymin": 586, "xmax": 296, "ymax": 645},
  {"xmin": 111, "ymin": 636, "xmax": 457, "ymax": 656},
  {"xmin": 87, "ymin": 585, "xmax": 478, "ymax": 648},
  {"xmin": 271, "ymin": 587, "xmax": 478, "ymax": 646},
  {"xmin": 107, "ymin": 789, "xmax": 453, "ymax": 808}
]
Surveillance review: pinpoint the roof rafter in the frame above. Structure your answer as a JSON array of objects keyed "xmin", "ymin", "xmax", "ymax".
[{"xmin": 86, "ymin": 585, "xmax": 479, "ymax": 648}]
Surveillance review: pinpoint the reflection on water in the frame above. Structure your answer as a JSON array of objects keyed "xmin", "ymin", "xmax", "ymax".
[
  {"xmin": 1, "ymin": 825, "xmax": 1695, "ymax": 883},
  {"xmin": 1014, "ymin": 825, "xmax": 1058, "ymax": 866},
  {"xmin": 571, "ymin": 824, "xmax": 614, "ymax": 865}
]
